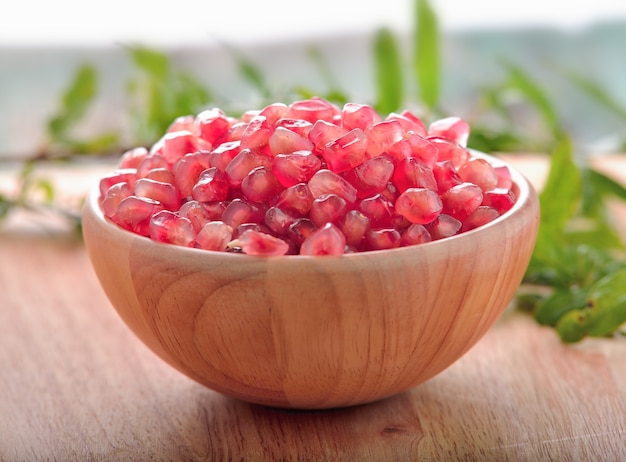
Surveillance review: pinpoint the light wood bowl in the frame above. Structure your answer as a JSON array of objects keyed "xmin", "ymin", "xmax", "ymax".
[{"xmin": 82, "ymin": 153, "xmax": 539, "ymax": 410}]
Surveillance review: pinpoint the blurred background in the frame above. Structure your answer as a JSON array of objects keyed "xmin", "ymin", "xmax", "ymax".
[{"xmin": 1, "ymin": 0, "xmax": 626, "ymax": 160}]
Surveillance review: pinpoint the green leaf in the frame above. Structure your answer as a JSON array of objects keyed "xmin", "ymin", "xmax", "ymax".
[
  {"xmin": 564, "ymin": 70, "xmax": 626, "ymax": 122},
  {"xmin": 127, "ymin": 46, "xmax": 170, "ymax": 81},
  {"xmin": 414, "ymin": 0, "xmax": 440, "ymax": 112},
  {"xmin": 235, "ymin": 53, "xmax": 270, "ymax": 98},
  {"xmin": 47, "ymin": 64, "xmax": 98, "ymax": 140},
  {"xmin": 373, "ymin": 27, "xmax": 404, "ymax": 114},
  {"xmin": 534, "ymin": 288, "xmax": 589, "ymax": 327}
]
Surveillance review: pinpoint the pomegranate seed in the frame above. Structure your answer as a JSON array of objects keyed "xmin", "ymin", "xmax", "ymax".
[
  {"xmin": 195, "ymin": 108, "xmax": 230, "ymax": 148},
  {"xmin": 222, "ymin": 198, "xmax": 265, "ymax": 229},
  {"xmin": 101, "ymin": 182, "xmax": 132, "ymax": 219},
  {"xmin": 162, "ymin": 130, "xmax": 198, "ymax": 165},
  {"xmin": 275, "ymin": 118, "xmax": 314, "ymax": 138},
  {"xmin": 149, "ymin": 210, "xmax": 195, "ymax": 247},
  {"xmin": 272, "ymin": 150, "xmax": 322, "ymax": 187},
  {"xmin": 441, "ymin": 183, "xmax": 483, "ymax": 221},
  {"xmin": 426, "ymin": 214, "xmax": 462, "ymax": 240},
  {"xmin": 493, "ymin": 163, "xmax": 513, "ymax": 189},
  {"xmin": 462, "ymin": 206, "xmax": 500, "ymax": 232},
  {"xmin": 114, "ymin": 196, "xmax": 163, "ymax": 236},
  {"xmin": 338, "ymin": 209, "xmax": 370, "ymax": 249},
  {"xmin": 322, "ymin": 128, "xmax": 369, "ymax": 173},
  {"xmin": 428, "ymin": 137, "xmax": 470, "ymax": 168},
  {"xmin": 99, "ymin": 168, "xmax": 137, "ymax": 198},
  {"xmin": 428, "ymin": 116, "xmax": 470, "ymax": 147},
  {"xmin": 309, "ymin": 194, "xmax": 348, "ymax": 227},
  {"xmin": 386, "ymin": 111, "xmax": 428, "ymax": 137},
  {"xmin": 264, "ymin": 206, "xmax": 299, "ymax": 236},
  {"xmin": 343, "ymin": 155, "xmax": 395, "ymax": 199},
  {"xmin": 458, "ymin": 158, "xmax": 499, "ymax": 191},
  {"xmin": 272, "ymin": 183, "xmax": 314, "ymax": 215},
  {"xmin": 365, "ymin": 120, "xmax": 405, "ymax": 157},
  {"xmin": 285, "ymin": 97, "xmax": 339, "ymax": 124},
  {"xmin": 401, "ymin": 224, "xmax": 432, "ymax": 246},
  {"xmin": 308, "ymin": 120, "xmax": 348, "ymax": 152},
  {"xmin": 192, "ymin": 167, "xmax": 230, "ymax": 202},
  {"xmin": 236, "ymin": 229, "xmax": 289, "ymax": 256},
  {"xmin": 240, "ymin": 115, "xmax": 273, "ymax": 150},
  {"xmin": 482, "ymin": 188, "xmax": 516, "ymax": 215},
  {"xmin": 395, "ymin": 188, "xmax": 443, "ymax": 224},
  {"xmin": 134, "ymin": 178, "xmax": 180, "ymax": 211},
  {"xmin": 167, "ymin": 115, "xmax": 195, "ymax": 133},
  {"xmin": 287, "ymin": 218, "xmax": 317, "ymax": 246},
  {"xmin": 433, "ymin": 161, "xmax": 463, "ymax": 193},
  {"xmin": 241, "ymin": 166, "xmax": 283, "ymax": 203},
  {"xmin": 173, "ymin": 152, "xmax": 211, "ymax": 198},
  {"xmin": 137, "ymin": 154, "xmax": 168, "ymax": 178},
  {"xmin": 209, "ymin": 140, "xmax": 241, "ymax": 172},
  {"xmin": 365, "ymin": 228, "xmax": 401, "ymax": 251},
  {"xmin": 195, "ymin": 221, "xmax": 233, "ymax": 251},
  {"xmin": 145, "ymin": 167, "xmax": 175, "ymax": 184},
  {"xmin": 179, "ymin": 200, "xmax": 212, "ymax": 233},
  {"xmin": 300, "ymin": 223, "xmax": 346, "ymax": 256},
  {"xmin": 358, "ymin": 194, "xmax": 396, "ymax": 228},
  {"xmin": 268, "ymin": 127, "xmax": 314, "ymax": 156},
  {"xmin": 341, "ymin": 103, "xmax": 382, "ymax": 131},
  {"xmin": 392, "ymin": 157, "xmax": 437, "ymax": 193},
  {"xmin": 259, "ymin": 102, "xmax": 289, "ymax": 125},
  {"xmin": 308, "ymin": 169, "xmax": 357, "ymax": 204},
  {"xmin": 225, "ymin": 148, "xmax": 272, "ymax": 188},
  {"xmin": 119, "ymin": 147, "xmax": 148, "ymax": 169}
]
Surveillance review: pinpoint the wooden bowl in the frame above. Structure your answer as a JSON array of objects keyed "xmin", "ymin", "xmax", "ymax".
[{"xmin": 82, "ymin": 153, "xmax": 539, "ymax": 410}]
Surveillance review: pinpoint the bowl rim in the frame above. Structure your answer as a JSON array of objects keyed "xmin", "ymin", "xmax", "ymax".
[{"xmin": 84, "ymin": 150, "xmax": 537, "ymax": 262}]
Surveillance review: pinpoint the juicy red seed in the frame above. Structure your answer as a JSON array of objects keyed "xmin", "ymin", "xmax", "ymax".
[
  {"xmin": 179, "ymin": 200, "xmax": 212, "ymax": 232},
  {"xmin": 162, "ymin": 130, "xmax": 198, "ymax": 165},
  {"xmin": 433, "ymin": 161, "xmax": 463, "ymax": 193},
  {"xmin": 268, "ymin": 127, "xmax": 314, "ymax": 155},
  {"xmin": 191, "ymin": 167, "xmax": 230, "ymax": 203},
  {"xmin": 428, "ymin": 116, "xmax": 471, "ymax": 147},
  {"xmin": 275, "ymin": 118, "xmax": 314, "ymax": 138},
  {"xmin": 426, "ymin": 214, "xmax": 462, "ymax": 240},
  {"xmin": 365, "ymin": 120, "xmax": 405, "ymax": 158},
  {"xmin": 309, "ymin": 194, "xmax": 348, "ymax": 227},
  {"xmin": 365, "ymin": 228, "xmax": 401, "ymax": 251},
  {"xmin": 195, "ymin": 108, "xmax": 231, "ymax": 148},
  {"xmin": 482, "ymin": 188, "xmax": 516, "ymax": 214},
  {"xmin": 149, "ymin": 210, "xmax": 195, "ymax": 247},
  {"xmin": 134, "ymin": 178, "xmax": 180, "ymax": 211},
  {"xmin": 441, "ymin": 182, "xmax": 484, "ymax": 221},
  {"xmin": 493, "ymin": 163, "xmax": 513, "ymax": 189},
  {"xmin": 358, "ymin": 194, "xmax": 396, "ymax": 228},
  {"xmin": 392, "ymin": 157, "xmax": 438, "ymax": 193},
  {"xmin": 173, "ymin": 152, "xmax": 210, "ymax": 198},
  {"xmin": 300, "ymin": 223, "xmax": 346, "ymax": 256},
  {"xmin": 342, "ymin": 155, "xmax": 395, "ymax": 199},
  {"xmin": 387, "ymin": 132, "xmax": 437, "ymax": 168},
  {"xmin": 272, "ymin": 183, "xmax": 314, "ymax": 215},
  {"xmin": 167, "ymin": 115, "xmax": 195, "ymax": 133},
  {"xmin": 259, "ymin": 102, "xmax": 289, "ymax": 125},
  {"xmin": 385, "ymin": 111, "xmax": 428, "ymax": 137},
  {"xmin": 287, "ymin": 218, "xmax": 317, "ymax": 246},
  {"xmin": 114, "ymin": 196, "xmax": 163, "ymax": 236},
  {"xmin": 221, "ymin": 199, "xmax": 266, "ymax": 229},
  {"xmin": 462, "ymin": 206, "xmax": 500, "ymax": 232},
  {"xmin": 401, "ymin": 224, "xmax": 432, "ymax": 246},
  {"xmin": 241, "ymin": 166, "xmax": 283, "ymax": 203},
  {"xmin": 285, "ymin": 97, "xmax": 339, "ymax": 124},
  {"xmin": 308, "ymin": 120, "xmax": 349, "ymax": 152},
  {"xmin": 195, "ymin": 221, "xmax": 233, "ymax": 251},
  {"xmin": 264, "ymin": 206, "xmax": 299, "ymax": 236},
  {"xmin": 338, "ymin": 209, "xmax": 370, "ymax": 249},
  {"xmin": 322, "ymin": 128, "xmax": 369, "ymax": 173},
  {"xmin": 145, "ymin": 168, "xmax": 175, "ymax": 184},
  {"xmin": 341, "ymin": 103, "xmax": 382, "ymax": 131},
  {"xmin": 428, "ymin": 137, "xmax": 470, "ymax": 168},
  {"xmin": 272, "ymin": 150, "xmax": 322, "ymax": 187},
  {"xmin": 395, "ymin": 188, "xmax": 443, "ymax": 224},
  {"xmin": 237, "ymin": 229, "xmax": 289, "ymax": 256},
  {"xmin": 99, "ymin": 168, "xmax": 137, "ymax": 198},
  {"xmin": 101, "ymin": 182, "xmax": 132, "ymax": 219},
  {"xmin": 210, "ymin": 140, "xmax": 242, "ymax": 172},
  {"xmin": 308, "ymin": 169, "xmax": 358, "ymax": 204},
  {"xmin": 232, "ymin": 222, "xmax": 269, "ymax": 239},
  {"xmin": 119, "ymin": 147, "xmax": 149, "ymax": 169},
  {"xmin": 458, "ymin": 158, "xmax": 499, "ymax": 191},
  {"xmin": 137, "ymin": 154, "xmax": 168, "ymax": 178},
  {"xmin": 223, "ymin": 121, "xmax": 248, "ymax": 142},
  {"xmin": 239, "ymin": 115, "xmax": 273, "ymax": 150},
  {"xmin": 225, "ymin": 148, "xmax": 272, "ymax": 188}
]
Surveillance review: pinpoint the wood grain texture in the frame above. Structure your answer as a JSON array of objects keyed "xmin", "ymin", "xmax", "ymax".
[{"xmin": 1, "ymin": 156, "xmax": 625, "ymax": 460}]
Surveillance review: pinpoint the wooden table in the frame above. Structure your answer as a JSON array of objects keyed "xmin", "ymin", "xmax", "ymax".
[{"xmin": 1, "ymin": 156, "xmax": 625, "ymax": 461}]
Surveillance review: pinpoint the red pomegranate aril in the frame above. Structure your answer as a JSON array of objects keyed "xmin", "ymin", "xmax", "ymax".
[
  {"xmin": 99, "ymin": 168, "xmax": 137, "ymax": 197},
  {"xmin": 343, "ymin": 155, "xmax": 395, "ymax": 199},
  {"xmin": 137, "ymin": 154, "xmax": 168, "ymax": 178},
  {"xmin": 338, "ymin": 209, "xmax": 371, "ymax": 248},
  {"xmin": 145, "ymin": 167, "xmax": 175, "ymax": 184},
  {"xmin": 428, "ymin": 116, "xmax": 471, "ymax": 147},
  {"xmin": 232, "ymin": 222, "xmax": 270, "ymax": 239},
  {"xmin": 272, "ymin": 150, "xmax": 322, "ymax": 187},
  {"xmin": 179, "ymin": 200, "xmax": 212, "ymax": 232},
  {"xmin": 365, "ymin": 119, "xmax": 405, "ymax": 158},
  {"xmin": 426, "ymin": 214, "xmax": 462, "ymax": 240},
  {"xmin": 285, "ymin": 97, "xmax": 339, "ymax": 124},
  {"xmin": 236, "ymin": 229, "xmax": 289, "ymax": 256},
  {"xmin": 462, "ymin": 206, "xmax": 500, "ymax": 232},
  {"xmin": 225, "ymin": 148, "xmax": 272, "ymax": 188},
  {"xmin": 191, "ymin": 167, "xmax": 230, "ymax": 203},
  {"xmin": 300, "ymin": 222, "xmax": 346, "ymax": 256},
  {"xmin": 114, "ymin": 195, "xmax": 163, "ymax": 236},
  {"xmin": 119, "ymin": 147, "xmax": 149, "ymax": 169},
  {"xmin": 259, "ymin": 102, "xmax": 289, "ymax": 125},
  {"xmin": 482, "ymin": 188, "xmax": 516, "ymax": 214},
  {"xmin": 222, "ymin": 198, "xmax": 265, "ymax": 229},
  {"xmin": 386, "ymin": 132, "xmax": 438, "ymax": 168},
  {"xmin": 149, "ymin": 210, "xmax": 195, "ymax": 247},
  {"xmin": 458, "ymin": 157, "xmax": 499, "ymax": 191},
  {"xmin": 264, "ymin": 206, "xmax": 299, "ymax": 235},
  {"xmin": 385, "ymin": 112, "xmax": 427, "ymax": 137},
  {"xmin": 172, "ymin": 152, "xmax": 211, "ymax": 198},
  {"xmin": 395, "ymin": 188, "xmax": 443, "ymax": 224},
  {"xmin": 308, "ymin": 119, "xmax": 348, "ymax": 152},
  {"xmin": 241, "ymin": 166, "xmax": 283, "ymax": 203},
  {"xmin": 272, "ymin": 183, "xmax": 314, "ymax": 215},
  {"xmin": 358, "ymin": 194, "xmax": 396, "ymax": 228},
  {"xmin": 240, "ymin": 115, "xmax": 273, "ymax": 151},
  {"xmin": 401, "ymin": 224, "xmax": 432, "ymax": 246},
  {"xmin": 380, "ymin": 181, "xmax": 400, "ymax": 203},
  {"xmin": 399, "ymin": 110, "xmax": 428, "ymax": 136},
  {"xmin": 322, "ymin": 128, "xmax": 369, "ymax": 173},
  {"xmin": 195, "ymin": 108, "xmax": 230, "ymax": 148},
  {"xmin": 365, "ymin": 228, "xmax": 401, "ymax": 251},
  {"xmin": 167, "ymin": 115, "xmax": 195, "ymax": 133},
  {"xmin": 441, "ymin": 182, "xmax": 483, "ymax": 221},
  {"xmin": 268, "ymin": 126, "xmax": 314, "ymax": 156},
  {"xmin": 275, "ymin": 118, "xmax": 314, "ymax": 138},
  {"xmin": 308, "ymin": 169, "xmax": 358, "ymax": 204},
  {"xmin": 287, "ymin": 218, "xmax": 317, "ymax": 246},
  {"xmin": 341, "ymin": 103, "xmax": 382, "ymax": 131},
  {"xmin": 195, "ymin": 220, "xmax": 233, "ymax": 251},
  {"xmin": 493, "ymin": 163, "xmax": 513, "ymax": 189},
  {"xmin": 309, "ymin": 194, "xmax": 348, "ymax": 227},
  {"xmin": 101, "ymin": 182, "xmax": 132, "ymax": 219},
  {"xmin": 134, "ymin": 177, "xmax": 180, "ymax": 211},
  {"xmin": 392, "ymin": 157, "xmax": 438, "ymax": 193},
  {"xmin": 428, "ymin": 137, "xmax": 470, "ymax": 168},
  {"xmin": 209, "ymin": 140, "xmax": 241, "ymax": 172},
  {"xmin": 433, "ymin": 161, "xmax": 463, "ymax": 193},
  {"xmin": 162, "ymin": 130, "xmax": 198, "ymax": 165}
]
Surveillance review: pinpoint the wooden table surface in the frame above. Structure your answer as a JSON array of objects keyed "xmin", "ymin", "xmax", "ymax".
[{"xmin": 1, "ymin": 156, "xmax": 625, "ymax": 461}]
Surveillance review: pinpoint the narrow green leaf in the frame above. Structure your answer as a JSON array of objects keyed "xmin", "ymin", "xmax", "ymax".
[
  {"xmin": 534, "ymin": 288, "xmax": 588, "ymax": 326},
  {"xmin": 373, "ymin": 27, "xmax": 404, "ymax": 114},
  {"xmin": 414, "ymin": 0, "xmax": 440, "ymax": 111},
  {"xmin": 564, "ymin": 70, "xmax": 626, "ymax": 122},
  {"xmin": 127, "ymin": 46, "xmax": 170, "ymax": 81}
]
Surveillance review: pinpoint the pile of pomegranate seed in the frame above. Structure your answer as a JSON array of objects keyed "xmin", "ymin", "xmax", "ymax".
[{"xmin": 98, "ymin": 97, "xmax": 516, "ymax": 256}]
